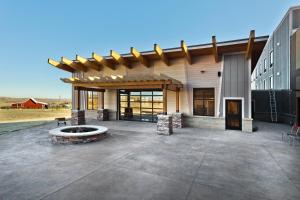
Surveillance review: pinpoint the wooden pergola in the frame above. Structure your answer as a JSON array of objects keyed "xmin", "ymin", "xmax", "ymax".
[{"xmin": 62, "ymin": 74, "xmax": 183, "ymax": 114}]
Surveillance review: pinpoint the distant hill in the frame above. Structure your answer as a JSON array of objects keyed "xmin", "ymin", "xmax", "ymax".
[{"xmin": 0, "ymin": 97, "xmax": 71, "ymax": 108}]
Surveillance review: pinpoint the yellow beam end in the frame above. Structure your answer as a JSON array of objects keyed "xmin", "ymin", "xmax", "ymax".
[
  {"xmin": 48, "ymin": 58, "xmax": 59, "ymax": 66},
  {"xmin": 154, "ymin": 44, "xmax": 163, "ymax": 56},
  {"xmin": 181, "ymin": 40, "xmax": 188, "ymax": 53},
  {"xmin": 110, "ymin": 50, "xmax": 121, "ymax": 61},
  {"xmin": 131, "ymin": 47, "xmax": 141, "ymax": 58},
  {"xmin": 61, "ymin": 57, "xmax": 73, "ymax": 65},
  {"xmin": 76, "ymin": 55, "xmax": 88, "ymax": 64},
  {"xmin": 92, "ymin": 52, "xmax": 104, "ymax": 62},
  {"xmin": 181, "ymin": 40, "xmax": 192, "ymax": 64}
]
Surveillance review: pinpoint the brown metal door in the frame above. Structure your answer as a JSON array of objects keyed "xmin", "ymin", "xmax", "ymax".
[{"xmin": 226, "ymin": 100, "xmax": 242, "ymax": 130}]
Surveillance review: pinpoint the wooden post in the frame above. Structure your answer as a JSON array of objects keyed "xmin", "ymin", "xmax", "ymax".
[
  {"xmin": 101, "ymin": 91, "xmax": 104, "ymax": 109},
  {"xmin": 77, "ymin": 89, "xmax": 81, "ymax": 110},
  {"xmin": 176, "ymin": 87, "xmax": 179, "ymax": 113},
  {"xmin": 163, "ymin": 84, "xmax": 167, "ymax": 115}
]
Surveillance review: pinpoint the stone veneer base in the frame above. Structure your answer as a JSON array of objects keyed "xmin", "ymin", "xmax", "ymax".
[
  {"xmin": 51, "ymin": 133, "xmax": 107, "ymax": 144},
  {"xmin": 157, "ymin": 115, "xmax": 173, "ymax": 135},
  {"xmin": 97, "ymin": 109, "xmax": 109, "ymax": 121},
  {"xmin": 172, "ymin": 113, "xmax": 183, "ymax": 128},
  {"xmin": 71, "ymin": 110, "xmax": 86, "ymax": 125},
  {"xmin": 242, "ymin": 118, "xmax": 253, "ymax": 132}
]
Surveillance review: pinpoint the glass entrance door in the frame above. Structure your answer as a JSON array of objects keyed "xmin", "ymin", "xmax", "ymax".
[
  {"xmin": 225, "ymin": 100, "xmax": 242, "ymax": 130},
  {"xmin": 119, "ymin": 90, "xmax": 163, "ymax": 122}
]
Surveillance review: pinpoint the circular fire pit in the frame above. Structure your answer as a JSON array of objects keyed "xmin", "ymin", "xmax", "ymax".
[{"xmin": 49, "ymin": 125, "xmax": 108, "ymax": 144}]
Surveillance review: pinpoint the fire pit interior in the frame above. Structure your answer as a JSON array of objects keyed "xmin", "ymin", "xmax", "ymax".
[
  {"xmin": 61, "ymin": 127, "xmax": 98, "ymax": 133},
  {"xmin": 49, "ymin": 125, "xmax": 108, "ymax": 144}
]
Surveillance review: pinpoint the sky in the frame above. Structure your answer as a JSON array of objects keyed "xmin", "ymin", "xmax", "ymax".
[{"xmin": 0, "ymin": 0, "xmax": 299, "ymax": 99}]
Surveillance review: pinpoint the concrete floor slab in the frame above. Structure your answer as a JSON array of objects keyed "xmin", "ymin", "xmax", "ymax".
[{"xmin": 0, "ymin": 120, "xmax": 300, "ymax": 200}]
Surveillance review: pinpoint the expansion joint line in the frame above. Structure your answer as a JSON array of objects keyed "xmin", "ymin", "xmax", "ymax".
[{"xmin": 184, "ymin": 138, "xmax": 212, "ymax": 200}]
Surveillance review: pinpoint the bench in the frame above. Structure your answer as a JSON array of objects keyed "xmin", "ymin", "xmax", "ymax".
[{"xmin": 55, "ymin": 117, "xmax": 67, "ymax": 126}]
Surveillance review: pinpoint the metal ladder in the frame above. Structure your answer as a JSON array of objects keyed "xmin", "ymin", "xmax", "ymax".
[{"xmin": 269, "ymin": 90, "xmax": 278, "ymax": 122}]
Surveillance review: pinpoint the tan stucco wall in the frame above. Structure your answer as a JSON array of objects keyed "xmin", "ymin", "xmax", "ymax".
[
  {"xmin": 73, "ymin": 55, "xmax": 222, "ymax": 117},
  {"xmin": 71, "ymin": 53, "xmax": 253, "ymax": 131},
  {"xmin": 153, "ymin": 55, "xmax": 222, "ymax": 116}
]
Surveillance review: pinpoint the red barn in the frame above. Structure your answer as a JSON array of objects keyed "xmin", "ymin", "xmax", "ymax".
[{"xmin": 11, "ymin": 98, "xmax": 48, "ymax": 109}]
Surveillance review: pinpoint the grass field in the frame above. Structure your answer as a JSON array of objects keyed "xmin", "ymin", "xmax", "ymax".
[{"xmin": 0, "ymin": 109, "xmax": 71, "ymax": 123}]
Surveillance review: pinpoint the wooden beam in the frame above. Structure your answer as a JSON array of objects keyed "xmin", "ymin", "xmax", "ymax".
[
  {"xmin": 212, "ymin": 36, "xmax": 219, "ymax": 62},
  {"xmin": 76, "ymin": 55, "xmax": 101, "ymax": 71},
  {"xmin": 77, "ymin": 88, "xmax": 81, "ymax": 110},
  {"xmin": 154, "ymin": 44, "xmax": 169, "ymax": 66},
  {"xmin": 181, "ymin": 40, "xmax": 192, "ymax": 64},
  {"xmin": 101, "ymin": 91, "xmax": 104, "ymax": 109},
  {"xmin": 61, "ymin": 57, "xmax": 87, "ymax": 72},
  {"xmin": 163, "ymin": 84, "xmax": 167, "ymax": 114},
  {"xmin": 73, "ymin": 84, "xmax": 163, "ymax": 90},
  {"xmin": 67, "ymin": 80, "xmax": 171, "ymax": 87},
  {"xmin": 74, "ymin": 86, "xmax": 105, "ymax": 92},
  {"xmin": 110, "ymin": 50, "xmax": 131, "ymax": 68},
  {"xmin": 130, "ymin": 47, "xmax": 150, "ymax": 67},
  {"xmin": 176, "ymin": 87, "xmax": 180, "ymax": 112},
  {"xmin": 92, "ymin": 52, "xmax": 115, "ymax": 70},
  {"xmin": 48, "ymin": 58, "xmax": 75, "ymax": 73},
  {"xmin": 246, "ymin": 30, "xmax": 255, "ymax": 59}
]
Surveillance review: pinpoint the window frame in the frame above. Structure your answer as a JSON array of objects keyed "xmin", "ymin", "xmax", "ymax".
[
  {"xmin": 193, "ymin": 88, "xmax": 215, "ymax": 117},
  {"xmin": 269, "ymin": 76, "xmax": 274, "ymax": 89},
  {"xmin": 270, "ymin": 51, "xmax": 274, "ymax": 67},
  {"xmin": 86, "ymin": 91, "xmax": 99, "ymax": 110},
  {"xmin": 263, "ymin": 58, "xmax": 267, "ymax": 73}
]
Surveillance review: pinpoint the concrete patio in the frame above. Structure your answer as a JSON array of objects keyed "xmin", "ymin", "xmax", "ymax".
[{"xmin": 0, "ymin": 120, "xmax": 300, "ymax": 200}]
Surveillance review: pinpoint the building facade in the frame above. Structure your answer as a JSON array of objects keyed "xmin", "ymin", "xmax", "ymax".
[
  {"xmin": 49, "ymin": 33, "xmax": 267, "ymax": 132},
  {"xmin": 251, "ymin": 6, "xmax": 300, "ymax": 124}
]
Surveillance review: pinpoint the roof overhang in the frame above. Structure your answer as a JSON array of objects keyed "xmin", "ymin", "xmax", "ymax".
[{"xmin": 48, "ymin": 31, "xmax": 268, "ymax": 73}]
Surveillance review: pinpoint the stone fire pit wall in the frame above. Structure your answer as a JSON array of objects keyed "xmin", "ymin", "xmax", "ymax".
[
  {"xmin": 172, "ymin": 113, "xmax": 183, "ymax": 128},
  {"xmin": 71, "ymin": 110, "xmax": 86, "ymax": 125},
  {"xmin": 157, "ymin": 115, "xmax": 173, "ymax": 135},
  {"xmin": 97, "ymin": 109, "xmax": 109, "ymax": 121}
]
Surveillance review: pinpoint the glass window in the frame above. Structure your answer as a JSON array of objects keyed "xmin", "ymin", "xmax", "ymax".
[
  {"xmin": 193, "ymin": 88, "xmax": 214, "ymax": 116},
  {"xmin": 263, "ymin": 80, "xmax": 266, "ymax": 90},
  {"xmin": 264, "ymin": 59, "xmax": 267, "ymax": 72},
  {"xmin": 153, "ymin": 96, "xmax": 163, "ymax": 102},
  {"xmin": 141, "ymin": 91, "xmax": 152, "ymax": 95},
  {"xmin": 153, "ymin": 91, "xmax": 163, "ymax": 96},
  {"xmin": 270, "ymin": 51, "xmax": 274, "ymax": 67},
  {"xmin": 269, "ymin": 76, "xmax": 274, "ymax": 89},
  {"xmin": 119, "ymin": 89, "xmax": 163, "ymax": 122},
  {"xmin": 130, "ymin": 91, "xmax": 140, "ymax": 95},
  {"xmin": 87, "ymin": 91, "xmax": 98, "ymax": 110},
  {"xmin": 259, "ymin": 64, "xmax": 262, "ymax": 76}
]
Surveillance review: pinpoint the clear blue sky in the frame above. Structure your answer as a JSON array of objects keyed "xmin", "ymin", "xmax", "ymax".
[{"xmin": 0, "ymin": 0, "xmax": 298, "ymax": 99}]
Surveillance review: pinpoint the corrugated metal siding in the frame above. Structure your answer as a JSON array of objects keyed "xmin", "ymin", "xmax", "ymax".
[
  {"xmin": 251, "ymin": 8, "xmax": 300, "ymax": 90},
  {"xmin": 220, "ymin": 53, "xmax": 250, "ymax": 118}
]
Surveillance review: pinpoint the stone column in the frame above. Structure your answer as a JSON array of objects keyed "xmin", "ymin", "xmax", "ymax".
[
  {"xmin": 172, "ymin": 113, "xmax": 183, "ymax": 128},
  {"xmin": 157, "ymin": 114, "xmax": 173, "ymax": 135},
  {"xmin": 97, "ymin": 109, "xmax": 109, "ymax": 121},
  {"xmin": 71, "ymin": 110, "xmax": 85, "ymax": 125}
]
